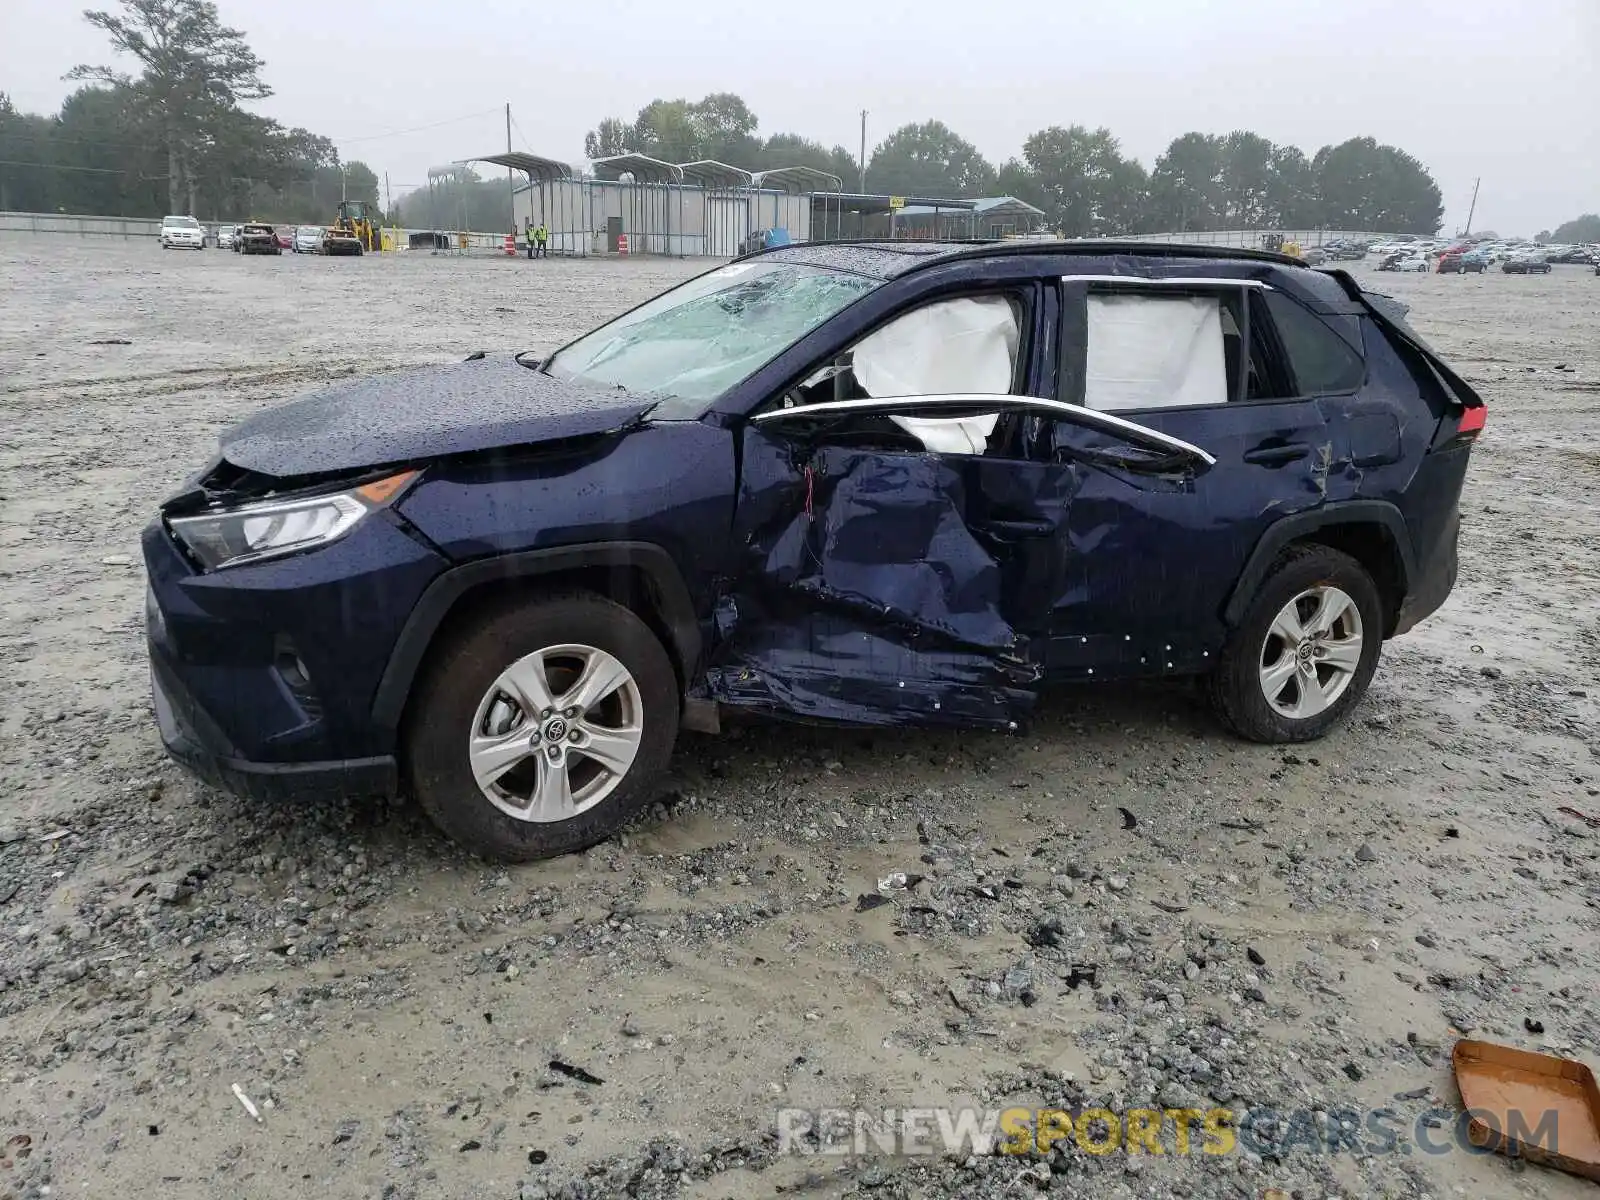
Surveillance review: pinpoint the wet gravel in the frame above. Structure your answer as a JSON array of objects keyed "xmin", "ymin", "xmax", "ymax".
[{"xmin": 1, "ymin": 237, "xmax": 1598, "ymax": 1200}]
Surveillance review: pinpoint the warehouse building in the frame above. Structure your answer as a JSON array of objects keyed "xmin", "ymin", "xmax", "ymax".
[{"xmin": 477, "ymin": 152, "xmax": 830, "ymax": 257}]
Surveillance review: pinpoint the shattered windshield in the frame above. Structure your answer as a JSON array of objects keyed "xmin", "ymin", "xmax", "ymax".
[{"xmin": 542, "ymin": 262, "xmax": 879, "ymax": 417}]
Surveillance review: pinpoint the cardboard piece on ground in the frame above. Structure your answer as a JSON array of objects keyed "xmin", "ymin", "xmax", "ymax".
[{"xmin": 1452, "ymin": 1039, "xmax": 1600, "ymax": 1180}]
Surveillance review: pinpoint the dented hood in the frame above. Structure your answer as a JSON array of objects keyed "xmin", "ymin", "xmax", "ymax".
[{"xmin": 220, "ymin": 354, "xmax": 650, "ymax": 477}]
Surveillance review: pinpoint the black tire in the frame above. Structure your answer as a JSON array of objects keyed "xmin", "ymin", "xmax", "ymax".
[
  {"xmin": 404, "ymin": 591, "xmax": 680, "ymax": 862},
  {"xmin": 1206, "ymin": 545, "xmax": 1383, "ymax": 743}
]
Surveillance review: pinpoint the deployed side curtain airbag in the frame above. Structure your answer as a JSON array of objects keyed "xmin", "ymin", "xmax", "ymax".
[
  {"xmin": 1085, "ymin": 294, "xmax": 1226, "ymax": 411},
  {"xmin": 852, "ymin": 296, "xmax": 1019, "ymax": 453}
]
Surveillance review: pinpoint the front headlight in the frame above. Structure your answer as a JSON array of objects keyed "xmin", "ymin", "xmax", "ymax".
[{"xmin": 168, "ymin": 470, "xmax": 417, "ymax": 571}]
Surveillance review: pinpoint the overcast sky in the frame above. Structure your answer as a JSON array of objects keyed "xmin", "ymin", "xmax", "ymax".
[{"xmin": 5, "ymin": 0, "xmax": 1597, "ymax": 235}]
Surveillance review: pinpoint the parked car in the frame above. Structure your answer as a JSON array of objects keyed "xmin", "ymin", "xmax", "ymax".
[
  {"xmin": 274, "ymin": 228, "xmax": 295, "ymax": 250},
  {"xmin": 237, "ymin": 223, "xmax": 281, "ymax": 255},
  {"xmin": 293, "ymin": 225, "xmax": 323, "ymax": 253},
  {"xmin": 159, "ymin": 214, "xmax": 205, "ymax": 250},
  {"xmin": 1503, "ymin": 255, "xmax": 1551, "ymax": 274},
  {"xmin": 144, "ymin": 240, "xmax": 1486, "ymax": 861},
  {"xmin": 1393, "ymin": 254, "xmax": 1430, "ymax": 272},
  {"xmin": 215, "ymin": 225, "xmax": 237, "ymax": 250},
  {"xmin": 1460, "ymin": 252, "xmax": 1490, "ymax": 273},
  {"xmin": 318, "ymin": 225, "xmax": 364, "ymax": 256}
]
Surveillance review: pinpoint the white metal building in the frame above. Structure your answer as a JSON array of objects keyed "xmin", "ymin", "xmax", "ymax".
[{"xmin": 478, "ymin": 152, "xmax": 825, "ymax": 257}]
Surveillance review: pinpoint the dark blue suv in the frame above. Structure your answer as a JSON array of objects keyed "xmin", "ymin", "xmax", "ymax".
[{"xmin": 145, "ymin": 241, "xmax": 1485, "ymax": 861}]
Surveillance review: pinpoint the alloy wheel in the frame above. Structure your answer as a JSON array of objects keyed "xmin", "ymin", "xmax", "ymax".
[
  {"xmin": 467, "ymin": 644, "xmax": 644, "ymax": 823},
  {"xmin": 1258, "ymin": 585, "xmax": 1364, "ymax": 719}
]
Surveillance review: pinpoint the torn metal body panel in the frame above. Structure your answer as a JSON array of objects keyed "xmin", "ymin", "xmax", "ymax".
[{"xmin": 707, "ymin": 430, "xmax": 1043, "ymax": 728}]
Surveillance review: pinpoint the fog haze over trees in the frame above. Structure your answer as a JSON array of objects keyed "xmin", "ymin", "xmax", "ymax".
[{"xmin": 3, "ymin": 3, "xmax": 1455, "ymax": 234}]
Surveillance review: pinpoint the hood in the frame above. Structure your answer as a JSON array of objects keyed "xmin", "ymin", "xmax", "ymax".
[{"xmin": 220, "ymin": 354, "xmax": 651, "ymax": 477}]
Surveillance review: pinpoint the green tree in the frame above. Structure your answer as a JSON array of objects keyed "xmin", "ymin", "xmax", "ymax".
[
  {"xmin": 1310, "ymin": 137, "xmax": 1442, "ymax": 233},
  {"xmin": 1266, "ymin": 144, "xmax": 1319, "ymax": 227},
  {"xmin": 1218, "ymin": 131, "xmax": 1276, "ymax": 226},
  {"xmin": 867, "ymin": 121, "xmax": 996, "ymax": 197},
  {"xmin": 626, "ymin": 99, "xmax": 699, "ymax": 162},
  {"xmin": 689, "ymin": 92, "xmax": 759, "ymax": 163},
  {"xmin": 68, "ymin": 0, "xmax": 270, "ymax": 213},
  {"xmin": 995, "ymin": 157, "xmax": 1050, "ymax": 216},
  {"xmin": 1550, "ymin": 214, "xmax": 1600, "ymax": 242},
  {"xmin": 583, "ymin": 117, "xmax": 629, "ymax": 160},
  {"xmin": 758, "ymin": 134, "xmax": 855, "ymax": 186},
  {"xmin": 1146, "ymin": 132, "xmax": 1225, "ymax": 231},
  {"xmin": 1017, "ymin": 125, "xmax": 1145, "ymax": 236}
]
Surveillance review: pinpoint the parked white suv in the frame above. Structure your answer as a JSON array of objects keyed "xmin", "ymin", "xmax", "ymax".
[{"xmin": 160, "ymin": 215, "xmax": 205, "ymax": 250}]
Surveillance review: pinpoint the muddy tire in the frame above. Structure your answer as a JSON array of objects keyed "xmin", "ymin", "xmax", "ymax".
[
  {"xmin": 1207, "ymin": 545, "xmax": 1383, "ymax": 743},
  {"xmin": 404, "ymin": 592, "xmax": 679, "ymax": 862}
]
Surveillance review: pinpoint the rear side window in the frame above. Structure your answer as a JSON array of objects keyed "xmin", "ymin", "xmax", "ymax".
[{"xmin": 1262, "ymin": 291, "xmax": 1365, "ymax": 394}]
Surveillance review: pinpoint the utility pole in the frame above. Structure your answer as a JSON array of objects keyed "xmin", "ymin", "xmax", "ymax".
[
  {"xmin": 384, "ymin": 171, "xmax": 392, "ymax": 217},
  {"xmin": 858, "ymin": 110, "xmax": 868, "ymax": 193},
  {"xmin": 1463, "ymin": 177, "xmax": 1480, "ymax": 236},
  {"xmin": 506, "ymin": 102, "xmax": 515, "ymax": 232}
]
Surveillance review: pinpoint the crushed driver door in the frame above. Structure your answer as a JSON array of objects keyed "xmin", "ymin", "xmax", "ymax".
[{"xmin": 704, "ymin": 395, "xmax": 1216, "ymax": 729}]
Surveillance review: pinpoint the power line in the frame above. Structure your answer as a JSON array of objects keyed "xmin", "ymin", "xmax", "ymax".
[
  {"xmin": 334, "ymin": 107, "xmax": 502, "ymax": 145},
  {"xmin": 0, "ymin": 158, "xmax": 163, "ymax": 176},
  {"xmin": 509, "ymin": 111, "xmax": 532, "ymax": 152}
]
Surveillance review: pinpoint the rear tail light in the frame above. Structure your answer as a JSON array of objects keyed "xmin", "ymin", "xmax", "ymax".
[{"xmin": 1433, "ymin": 403, "xmax": 1486, "ymax": 451}]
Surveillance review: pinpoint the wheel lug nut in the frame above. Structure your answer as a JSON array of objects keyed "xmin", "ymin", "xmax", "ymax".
[{"xmin": 568, "ymin": 729, "xmax": 581, "ymax": 742}]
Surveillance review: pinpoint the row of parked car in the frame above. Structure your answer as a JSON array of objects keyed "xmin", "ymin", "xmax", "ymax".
[{"xmin": 158, "ymin": 215, "xmax": 361, "ymax": 255}]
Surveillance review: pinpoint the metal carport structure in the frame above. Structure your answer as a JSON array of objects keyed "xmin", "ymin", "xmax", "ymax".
[
  {"xmin": 590, "ymin": 153, "xmax": 684, "ymax": 255},
  {"xmin": 677, "ymin": 160, "xmax": 754, "ymax": 257},
  {"xmin": 808, "ymin": 192, "xmax": 977, "ymax": 241},
  {"xmin": 752, "ymin": 168, "xmax": 843, "ymax": 242},
  {"xmin": 469, "ymin": 151, "xmax": 579, "ymax": 254}
]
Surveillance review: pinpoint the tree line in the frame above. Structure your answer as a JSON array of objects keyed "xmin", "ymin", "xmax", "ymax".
[
  {"xmin": 586, "ymin": 97, "xmax": 1446, "ymax": 235},
  {"xmin": 1538, "ymin": 214, "xmax": 1600, "ymax": 243},
  {"xmin": 0, "ymin": 0, "xmax": 382, "ymax": 223},
  {"xmin": 5, "ymin": 2, "xmax": 1449, "ymax": 236}
]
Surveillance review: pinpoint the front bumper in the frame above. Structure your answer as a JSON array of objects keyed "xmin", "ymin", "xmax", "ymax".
[
  {"xmin": 143, "ymin": 505, "xmax": 449, "ymax": 800},
  {"xmin": 153, "ymin": 654, "xmax": 397, "ymax": 801}
]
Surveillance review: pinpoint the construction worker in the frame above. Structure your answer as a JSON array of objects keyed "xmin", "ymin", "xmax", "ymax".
[
  {"xmin": 524, "ymin": 219, "xmax": 536, "ymax": 260},
  {"xmin": 534, "ymin": 222, "xmax": 549, "ymax": 258}
]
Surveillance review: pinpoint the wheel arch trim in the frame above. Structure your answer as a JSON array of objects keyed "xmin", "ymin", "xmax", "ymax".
[
  {"xmin": 370, "ymin": 541, "xmax": 702, "ymax": 734},
  {"xmin": 1223, "ymin": 502, "xmax": 1417, "ymax": 629}
]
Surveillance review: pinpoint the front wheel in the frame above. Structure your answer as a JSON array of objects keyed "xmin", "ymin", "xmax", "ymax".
[
  {"xmin": 1207, "ymin": 545, "xmax": 1383, "ymax": 743},
  {"xmin": 404, "ymin": 592, "xmax": 680, "ymax": 862}
]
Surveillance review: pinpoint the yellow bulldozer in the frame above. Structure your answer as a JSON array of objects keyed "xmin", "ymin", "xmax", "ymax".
[{"xmin": 324, "ymin": 200, "xmax": 379, "ymax": 254}]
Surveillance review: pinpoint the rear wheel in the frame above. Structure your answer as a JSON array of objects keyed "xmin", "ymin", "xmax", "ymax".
[
  {"xmin": 404, "ymin": 592, "xmax": 679, "ymax": 862},
  {"xmin": 1207, "ymin": 546, "xmax": 1383, "ymax": 743}
]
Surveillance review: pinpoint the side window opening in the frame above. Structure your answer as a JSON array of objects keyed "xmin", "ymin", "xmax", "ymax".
[
  {"xmin": 1260, "ymin": 290, "xmax": 1366, "ymax": 395},
  {"xmin": 1083, "ymin": 291, "xmax": 1237, "ymax": 412},
  {"xmin": 781, "ymin": 293, "xmax": 1027, "ymax": 455}
]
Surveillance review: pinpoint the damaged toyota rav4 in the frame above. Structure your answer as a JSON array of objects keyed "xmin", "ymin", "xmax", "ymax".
[{"xmin": 145, "ymin": 241, "xmax": 1485, "ymax": 861}]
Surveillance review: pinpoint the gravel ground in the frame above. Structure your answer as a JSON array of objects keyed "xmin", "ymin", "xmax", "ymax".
[{"xmin": 0, "ymin": 236, "xmax": 1597, "ymax": 1200}]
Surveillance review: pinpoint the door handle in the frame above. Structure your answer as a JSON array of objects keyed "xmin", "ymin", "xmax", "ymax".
[{"xmin": 1243, "ymin": 441, "xmax": 1311, "ymax": 466}]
